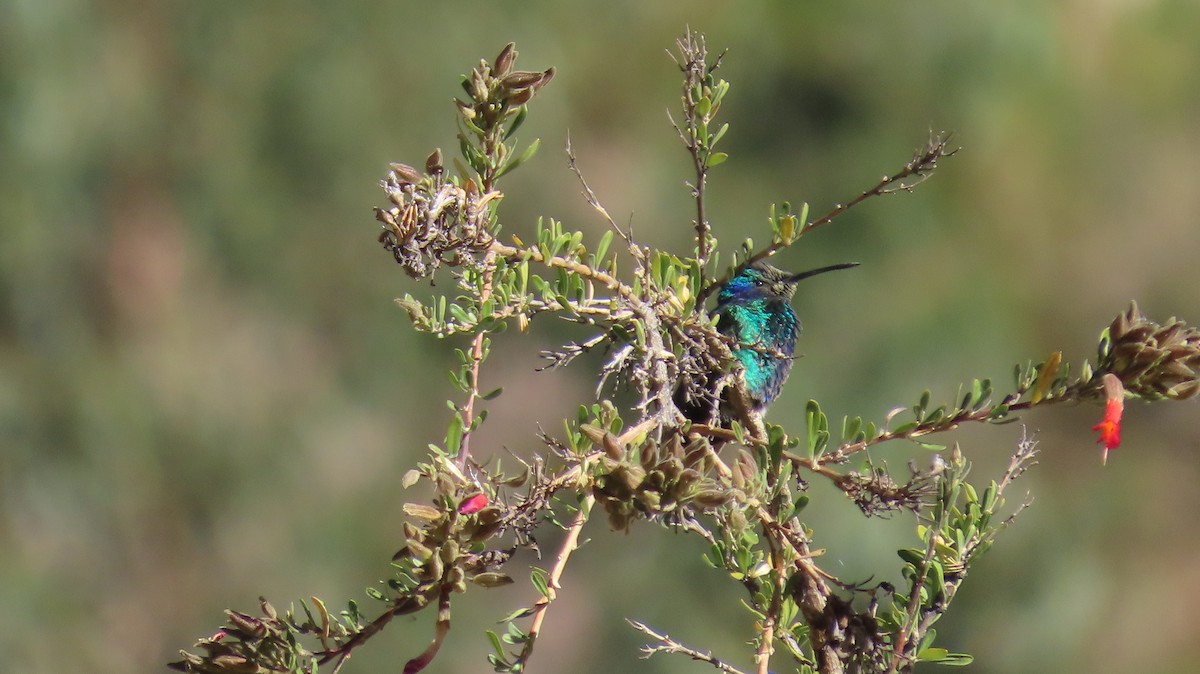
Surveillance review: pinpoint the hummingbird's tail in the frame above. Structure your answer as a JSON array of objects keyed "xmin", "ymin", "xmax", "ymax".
[{"xmin": 675, "ymin": 374, "xmax": 722, "ymax": 427}]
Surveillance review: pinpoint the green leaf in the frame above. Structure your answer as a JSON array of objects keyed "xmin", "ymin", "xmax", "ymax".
[
  {"xmin": 594, "ymin": 230, "xmax": 614, "ymax": 264},
  {"xmin": 928, "ymin": 561, "xmax": 946, "ymax": 600},
  {"xmin": 711, "ymin": 122, "xmax": 729, "ymax": 146},
  {"xmin": 702, "ymin": 543, "xmax": 725, "ymax": 569},
  {"xmin": 446, "ymin": 413, "xmax": 465, "ymax": 454},
  {"xmin": 918, "ymin": 389, "xmax": 931, "ymax": 414},
  {"xmin": 860, "ymin": 421, "xmax": 877, "ymax": 442},
  {"xmin": 298, "ymin": 597, "xmax": 318, "ymax": 628},
  {"xmin": 530, "ymin": 567, "xmax": 550, "ymax": 598},
  {"xmin": 919, "ymin": 627, "xmax": 938, "ymax": 652},
  {"xmin": 505, "ymin": 621, "xmax": 528, "ymax": 642},
  {"xmin": 897, "ymin": 548, "xmax": 926, "ymax": 567},
  {"xmin": 451, "ymin": 157, "xmax": 472, "ymax": 183},
  {"xmin": 962, "ymin": 482, "xmax": 978, "ymax": 503},
  {"xmin": 731, "ymin": 421, "xmax": 745, "ymax": 446},
  {"xmin": 938, "ymin": 653, "xmax": 975, "ymax": 666},
  {"xmin": 496, "ymin": 138, "xmax": 541, "ymax": 179},
  {"xmin": 767, "ymin": 424, "xmax": 785, "ymax": 468},
  {"xmin": 918, "ymin": 647, "xmax": 949, "ymax": 662},
  {"xmin": 486, "ymin": 630, "xmax": 507, "ymax": 657},
  {"xmin": 805, "ymin": 400, "xmax": 828, "ymax": 458},
  {"xmin": 1097, "ymin": 327, "xmax": 1113, "ymax": 361},
  {"xmin": 482, "ymin": 387, "xmax": 504, "ymax": 400},
  {"xmin": 459, "ymin": 134, "xmax": 487, "ymax": 175},
  {"xmin": 498, "ymin": 607, "xmax": 536, "ymax": 623},
  {"xmin": 448, "ymin": 301, "xmax": 471, "ymax": 325},
  {"xmin": 504, "ymin": 106, "xmax": 528, "ymax": 140},
  {"xmin": 968, "ymin": 378, "xmax": 992, "ymax": 409},
  {"xmin": 708, "ymin": 151, "xmax": 729, "ymax": 167},
  {"xmin": 460, "ymin": 115, "xmax": 485, "ymax": 137},
  {"xmin": 980, "ymin": 482, "xmax": 997, "ymax": 513},
  {"xmin": 842, "ymin": 415, "xmax": 861, "ymax": 443}
]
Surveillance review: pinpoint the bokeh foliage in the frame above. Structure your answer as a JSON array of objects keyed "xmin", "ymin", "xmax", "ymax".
[{"xmin": 3, "ymin": 2, "xmax": 1200, "ymax": 674}]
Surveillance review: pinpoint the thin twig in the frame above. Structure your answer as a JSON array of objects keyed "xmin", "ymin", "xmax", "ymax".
[
  {"xmin": 565, "ymin": 133, "xmax": 637, "ymax": 253},
  {"xmin": 513, "ymin": 419, "xmax": 655, "ymax": 669},
  {"xmin": 489, "ymin": 236, "xmax": 681, "ymax": 423},
  {"xmin": 401, "ymin": 587, "xmax": 453, "ymax": 674},
  {"xmin": 329, "ymin": 653, "xmax": 350, "ymax": 674},
  {"xmin": 558, "ymin": 140, "xmax": 683, "ymax": 423},
  {"xmin": 885, "ymin": 486, "xmax": 950, "ymax": 674},
  {"xmin": 316, "ymin": 593, "xmax": 425, "ymax": 666},
  {"xmin": 756, "ymin": 533, "xmax": 784, "ymax": 674},
  {"xmin": 767, "ymin": 516, "xmax": 841, "ymax": 674},
  {"xmin": 629, "ymin": 619, "xmax": 752, "ymax": 674},
  {"xmin": 456, "ymin": 261, "xmax": 494, "ymax": 468},
  {"xmin": 455, "ymin": 99, "xmax": 519, "ymax": 469},
  {"xmin": 823, "ymin": 391, "xmax": 1027, "ymax": 466},
  {"xmin": 518, "ymin": 492, "xmax": 594, "ymax": 659},
  {"xmin": 886, "ymin": 430, "xmax": 1037, "ymax": 673},
  {"xmin": 799, "ymin": 132, "xmax": 956, "ymax": 241},
  {"xmin": 671, "ymin": 28, "xmax": 714, "ymax": 282},
  {"xmin": 490, "ymin": 241, "xmax": 637, "ymax": 304},
  {"xmin": 698, "ymin": 132, "xmax": 957, "ymax": 304}
]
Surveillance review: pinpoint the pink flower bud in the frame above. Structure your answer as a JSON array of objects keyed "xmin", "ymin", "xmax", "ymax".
[{"xmin": 457, "ymin": 493, "xmax": 488, "ymax": 515}]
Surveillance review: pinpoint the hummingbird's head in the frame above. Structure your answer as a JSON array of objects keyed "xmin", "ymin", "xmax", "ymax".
[{"xmin": 719, "ymin": 261, "xmax": 860, "ymax": 305}]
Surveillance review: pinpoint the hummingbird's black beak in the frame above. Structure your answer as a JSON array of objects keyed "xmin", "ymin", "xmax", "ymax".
[{"xmin": 788, "ymin": 262, "xmax": 860, "ymax": 283}]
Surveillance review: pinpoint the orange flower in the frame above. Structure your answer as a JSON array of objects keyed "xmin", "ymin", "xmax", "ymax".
[{"xmin": 1093, "ymin": 374, "xmax": 1125, "ymax": 464}]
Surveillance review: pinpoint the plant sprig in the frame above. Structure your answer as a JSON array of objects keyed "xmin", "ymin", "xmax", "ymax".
[{"xmin": 172, "ymin": 34, "xmax": 1199, "ymax": 674}]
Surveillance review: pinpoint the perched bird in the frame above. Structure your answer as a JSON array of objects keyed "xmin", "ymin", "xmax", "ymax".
[{"xmin": 682, "ymin": 261, "xmax": 859, "ymax": 426}]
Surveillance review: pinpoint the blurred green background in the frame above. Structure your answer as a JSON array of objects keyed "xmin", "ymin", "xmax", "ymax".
[{"xmin": 3, "ymin": 1, "xmax": 1198, "ymax": 672}]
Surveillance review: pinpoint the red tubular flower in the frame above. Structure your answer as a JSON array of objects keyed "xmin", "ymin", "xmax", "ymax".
[
  {"xmin": 1093, "ymin": 373, "xmax": 1125, "ymax": 464},
  {"xmin": 1093, "ymin": 399, "xmax": 1122, "ymax": 450},
  {"xmin": 457, "ymin": 493, "xmax": 489, "ymax": 515}
]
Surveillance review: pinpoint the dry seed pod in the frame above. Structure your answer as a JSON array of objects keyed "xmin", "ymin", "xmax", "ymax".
[
  {"xmin": 692, "ymin": 489, "xmax": 733, "ymax": 509},
  {"xmin": 640, "ymin": 439, "xmax": 659, "ymax": 472}
]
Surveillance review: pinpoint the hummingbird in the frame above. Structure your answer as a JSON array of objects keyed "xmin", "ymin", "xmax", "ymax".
[{"xmin": 681, "ymin": 261, "xmax": 860, "ymax": 426}]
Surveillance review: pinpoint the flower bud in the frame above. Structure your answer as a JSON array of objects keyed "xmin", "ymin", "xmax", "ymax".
[
  {"xmin": 389, "ymin": 162, "xmax": 423, "ymax": 185},
  {"xmin": 493, "ymin": 43, "xmax": 517, "ymax": 77},
  {"xmin": 425, "ymin": 148, "xmax": 444, "ymax": 175}
]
